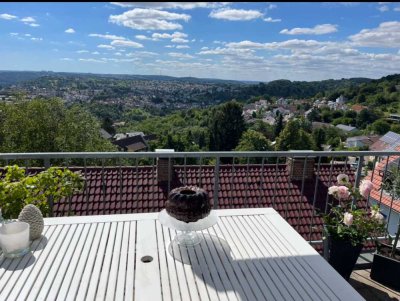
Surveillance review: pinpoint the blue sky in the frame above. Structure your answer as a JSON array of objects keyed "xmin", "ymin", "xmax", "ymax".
[{"xmin": 1, "ymin": 2, "xmax": 400, "ymax": 81}]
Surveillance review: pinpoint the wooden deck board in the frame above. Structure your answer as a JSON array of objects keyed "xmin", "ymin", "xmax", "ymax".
[{"xmin": 350, "ymin": 269, "xmax": 400, "ymax": 301}]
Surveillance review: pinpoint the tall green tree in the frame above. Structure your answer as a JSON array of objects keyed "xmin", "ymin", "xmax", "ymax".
[
  {"xmin": 209, "ymin": 101, "xmax": 245, "ymax": 151},
  {"xmin": 101, "ymin": 117, "xmax": 116, "ymax": 136},
  {"xmin": 312, "ymin": 128, "xmax": 326, "ymax": 150},
  {"xmin": 0, "ymin": 98, "xmax": 116, "ymax": 153},
  {"xmin": 275, "ymin": 119, "xmax": 317, "ymax": 151},
  {"xmin": 274, "ymin": 113, "xmax": 283, "ymax": 138}
]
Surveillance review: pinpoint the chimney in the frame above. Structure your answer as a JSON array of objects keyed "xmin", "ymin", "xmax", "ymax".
[
  {"xmin": 156, "ymin": 149, "xmax": 174, "ymax": 182},
  {"xmin": 286, "ymin": 151, "xmax": 315, "ymax": 181}
]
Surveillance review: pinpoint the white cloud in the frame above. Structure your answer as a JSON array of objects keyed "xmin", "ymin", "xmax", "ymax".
[
  {"xmin": 126, "ymin": 51, "xmax": 158, "ymax": 57},
  {"xmin": 176, "ymin": 45, "xmax": 190, "ymax": 49},
  {"xmin": 100, "ymin": 57, "xmax": 140, "ymax": 63},
  {"xmin": 165, "ymin": 45, "xmax": 175, "ymax": 48},
  {"xmin": 378, "ymin": 5, "xmax": 389, "ymax": 12},
  {"xmin": 21, "ymin": 17, "xmax": 36, "ymax": 23},
  {"xmin": 394, "ymin": 6, "xmax": 400, "ymax": 11},
  {"xmin": 168, "ymin": 52, "xmax": 194, "ymax": 59},
  {"xmin": 76, "ymin": 50, "xmax": 89, "ymax": 53},
  {"xmin": 111, "ymin": 39, "xmax": 144, "ymax": 48},
  {"xmin": 89, "ymin": 33, "xmax": 127, "ymax": 40},
  {"xmin": 29, "ymin": 23, "xmax": 40, "ymax": 27},
  {"xmin": 135, "ymin": 34, "xmax": 152, "ymax": 40},
  {"xmin": 0, "ymin": 13, "xmax": 17, "ymax": 20},
  {"xmin": 263, "ymin": 17, "xmax": 281, "ymax": 23},
  {"xmin": 109, "ymin": 8, "xmax": 191, "ymax": 31},
  {"xmin": 24, "ymin": 33, "xmax": 31, "ymax": 37},
  {"xmin": 201, "ymin": 46, "xmax": 209, "ymax": 50},
  {"xmin": 9, "ymin": 32, "xmax": 19, "ymax": 36},
  {"xmin": 209, "ymin": 8, "xmax": 263, "ymax": 21},
  {"xmin": 110, "ymin": 2, "xmax": 228, "ymax": 10},
  {"xmin": 114, "ymin": 52, "xmax": 122, "ymax": 56},
  {"xmin": 98, "ymin": 44, "xmax": 115, "ymax": 49},
  {"xmin": 30, "ymin": 37, "xmax": 43, "ymax": 41},
  {"xmin": 152, "ymin": 31, "xmax": 188, "ymax": 39},
  {"xmin": 268, "ymin": 4, "xmax": 277, "ymax": 10},
  {"xmin": 171, "ymin": 37, "xmax": 189, "ymax": 43},
  {"xmin": 65, "ymin": 28, "xmax": 75, "ymax": 33},
  {"xmin": 280, "ymin": 24, "xmax": 338, "ymax": 35},
  {"xmin": 225, "ymin": 40, "xmax": 267, "ymax": 49},
  {"xmin": 79, "ymin": 58, "xmax": 106, "ymax": 63},
  {"xmin": 92, "ymin": 51, "xmax": 100, "ymax": 55},
  {"xmin": 61, "ymin": 58, "xmax": 73, "ymax": 61},
  {"xmin": 349, "ymin": 21, "xmax": 400, "ymax": 47}
]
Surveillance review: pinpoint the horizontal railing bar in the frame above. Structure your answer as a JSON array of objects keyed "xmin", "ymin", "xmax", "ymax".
[
  {"xmin": 0, "ymin": 150, "xmax": 399, "ymax": 160},
  {"xmin": 309, "ymin": 235, "xmax": 391, "ymax": 246}
]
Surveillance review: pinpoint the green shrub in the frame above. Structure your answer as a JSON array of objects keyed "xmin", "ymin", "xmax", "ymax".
[{"xmin": 0, "ymin": 165, "xmax": 84, "ymax": 219}]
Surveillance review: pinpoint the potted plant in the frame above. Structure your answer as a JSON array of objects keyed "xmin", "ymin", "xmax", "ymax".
[
  {"xmin": 323, "ymin": 174, "xmax": 386, "ymax": 281},
  {"xmin": 370, "ymin": 166, "xmax": 400, "ymax": 290},
  {"xmin": 0, "ymin": 165, "xmax": 84, "ymax": 219}
]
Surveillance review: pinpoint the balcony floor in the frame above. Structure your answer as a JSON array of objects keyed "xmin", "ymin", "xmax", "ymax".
[{"xmin": 350, "ymin": 269, "xmax": 400, "ymax": 301}]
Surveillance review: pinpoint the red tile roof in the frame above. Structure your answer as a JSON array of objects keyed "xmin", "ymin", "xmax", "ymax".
[
  {"xmin": 50, "ymin": 163, "xmax": 358, "ymax": 252},
  {"xmin": 351, "ymin": 104, "xmax": 368, "ymax": 113},
  {"xmin": 365, "ymin": 154, "xmax": 400, "ymax": 213}
]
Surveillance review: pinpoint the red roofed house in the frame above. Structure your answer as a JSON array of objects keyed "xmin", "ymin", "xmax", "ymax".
[
  {"xmin": 351, "ymin": 104, "xmax": 368, "ymax": 113},
  {"xmin": 365, "ymin": 152, "xmax": 400, "ymax": 236}
]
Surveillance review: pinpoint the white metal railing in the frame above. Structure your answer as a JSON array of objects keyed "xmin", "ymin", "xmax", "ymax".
[{"xmin": 1, "ymin": 150, "xmax": 399, "ymax": 251}]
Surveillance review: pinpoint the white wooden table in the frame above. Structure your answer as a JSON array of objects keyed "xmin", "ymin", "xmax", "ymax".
[{"xmin": 0, "ymin": 208, "xmax": 364, "ymax": 301}]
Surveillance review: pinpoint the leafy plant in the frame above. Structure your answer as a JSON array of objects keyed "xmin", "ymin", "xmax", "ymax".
[
  {"xmin": 323, "ymin": 174, "xmax": 386, "ymax": 246},
  {"xmin": 0, "ymin": 165, "xmax": 84, "ymax": 219}
]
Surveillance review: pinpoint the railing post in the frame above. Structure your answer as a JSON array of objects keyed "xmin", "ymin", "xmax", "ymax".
[
  {"xmin": 323, "ymin": 234, "xmax": 329, "ymax": 261},
  {"xmin": 44, "ymin": 158, "xmax": 54, "ymax": 217},
  {"xmin": 213, "ymin": 156, "xmax": 220, "ymax": 209},
  {"xmin": 44, "ymin": 158, "xmax": 50, "ymax": 170},
  {"xmin": 354, "ymin": 155, "xmax": 364, "ymax": 188}
]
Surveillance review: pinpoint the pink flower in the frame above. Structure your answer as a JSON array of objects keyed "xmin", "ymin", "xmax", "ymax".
[
  {"xmin": 343, "ymin": 212, "xmax": 353, "ymax": 226},
  {"xmin": 337, "ymin": 186, "xmax": 350, "ymax": 200},
  {"xmin": 337, "ymin": 174, "xmax": 349, "ymax": 185},
  {"xmin": 359, "ymin": 180, "xmax": 373, "ymax": 198}
]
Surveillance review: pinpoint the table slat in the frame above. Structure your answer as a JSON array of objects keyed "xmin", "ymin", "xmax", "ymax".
[{"xmin": 135, "ymin": 219, "xmax": 162, "ymax": 301}]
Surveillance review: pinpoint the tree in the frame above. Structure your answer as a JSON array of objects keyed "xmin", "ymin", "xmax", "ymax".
[
  {"xmin": 249, "ymin": 120, "xmax": 274, "ymax": 140},
  {"xmin": 356, "ymin": 109, "xmax": 379, "ymax": 129},
  {"xmin": 306, "ymin": 109, "xmax": 320, "ymax": 122},
  {"xmin": 209, "ymin": 101, "xmax": 245, "ymax": 151},
  {"xmin": 321, "ymin": 110, "xmax": 333, "ymax": 123},
  {"xmin": 101, "ymin": 117, "xmax": 116, "ymax": 136},
  {"xmin": 275, "ymin": 119, "xmax": 317, "ymax": 151},
  {"xmin": 274, "ymin": 113, "xmax": 283, "ymax": 138},
  {"xmin": 235, "ymin": 130, "xmax": 272, "ymax": 152},
  {"xmin": 312, "ymin": 128, "xmax": 326, "ymax": 150},
  {"xmin": 344, "ymin": 110, "xmax": 357, "ymax": 119},
  {"xmin": 356, "ymin": 94, "xmax": 366, "ymax": 103},
  {"xmin": 391, "ymin": 124, "xmax": 400, "ymax": 134},
  {"xmin": 371, "ymin": 119, "xmax": 391, "ymax": 135},
  {"xmin": 0, "ymin": 98, "xmax": 116, "ymax": 153}
]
